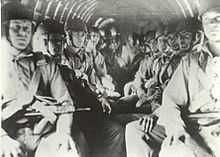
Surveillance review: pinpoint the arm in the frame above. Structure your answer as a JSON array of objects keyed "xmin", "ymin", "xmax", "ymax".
[
  {"xmin": 1, "ymin": 93, "xmax": 34, "ymax": 121},
  {"xmin": 47, "ymin": 62, "xmax": 74, "ymax": 134},
  {"xmin": 1, "ymin": 127, "xmax": 23, "ymax": 157},
  {"xmin": 42, "ymin": 62, "xmax": 78, "ymax": 152},
  {"xmin": 157, "ymin": 58, "xmax": 189, "ymax": 136},
  {"xmin": 133, "ymin": 58, "xmax": 148, "ymax": 91},
  {"xmin": 133, "ymin": 57, "xmax": 154, "ymax": 98},
  {"xmin": 94, "ymin": 53, "xmax": 108, "ymax": 77}
]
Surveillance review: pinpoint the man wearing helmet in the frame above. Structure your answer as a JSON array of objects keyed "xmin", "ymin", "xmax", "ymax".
[
  {"xmin": 32, "ymin": 19, "xmax": 66, "ymax": 60},
  {"xmin": 125, "ymin": 4, "xmax": 220, "ymax": 157},
  {"xmin": 1, "ymin": 2, "xmax": 78, "ymax": 157},
  {"xmin": 59, "ymin": 18, "xmax": 125, "ymax": 157},
  {"xmin": 86, "ymin": 26, "xmax": 120, "ymax": 98}
]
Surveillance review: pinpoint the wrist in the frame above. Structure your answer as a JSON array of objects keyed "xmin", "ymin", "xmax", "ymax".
[
  {"xmin": 56, "ymin": 114, "xmax": 72, "ymax": 135},
  {"xmin": 56, "ymin": 130, "xmax": 71, "ymax": 135}
]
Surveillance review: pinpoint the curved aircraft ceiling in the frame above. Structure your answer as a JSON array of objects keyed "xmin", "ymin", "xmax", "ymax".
[
  {"xmin": 90, "ymin": 0, "xmax": 219, "ymax": 33},
  {"xmin": 3, "ymin": 0, "xmax": 220, "ymax": 33}
]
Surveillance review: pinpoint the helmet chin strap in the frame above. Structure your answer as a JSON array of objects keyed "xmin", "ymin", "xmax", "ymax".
[
  {"xmin": 7, "ymin": 36, "xmax": 24, "ymax": 53},
  {"xmin": 7, "ymin": 32, "xmax": 33, "ymax": 54},
  {"xmin": 71, "ymin": 40, "xmax": 80, "ymax": 49},
  {"xmin": 7, "ymin": 34, "xmax": 15, "ymax": 48},
  {"xmin": 65, "ymin": 30, "xmax": 87, "ymax": 51},
  {"xmin": 66, "ymin": 32, "xmax": 83, "ymax": 52},
  {"xmin": 45, "ymin": 34, "xmax": 53, "ymax": 56}
]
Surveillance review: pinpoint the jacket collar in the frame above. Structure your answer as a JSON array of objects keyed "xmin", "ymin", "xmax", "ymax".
[
  {"xmin": 2, "ymin": 39, "xmax": 34, "ymax": 63},
  {"xmin": 196, "ymin": 41, "xmax": 214, "ymax": 71}
]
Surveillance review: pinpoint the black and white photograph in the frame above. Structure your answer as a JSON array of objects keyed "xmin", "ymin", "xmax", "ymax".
[{"xmin": 1, "ymin": 0, "xmax": 220, "ymax": 157}]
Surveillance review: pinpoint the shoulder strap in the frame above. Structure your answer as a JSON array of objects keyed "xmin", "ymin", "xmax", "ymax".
[
  {"xmin": 28, "ymin": 68, "xmax": 42, "ymax": 95},
  {"xmin": 29, "ymin": 52, "xmax": 49, "ymax": 94}
]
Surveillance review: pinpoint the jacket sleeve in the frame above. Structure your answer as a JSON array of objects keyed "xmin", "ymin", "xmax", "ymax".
[
  {"xmin": 134, "ymin": 58, "xmax": 147, "ymax": 84},
  {"xmin": 46, "ymin": 61, "xmax": 74, "ymax": 107},
  {"xmin": 46, "ymin": 61, "xmax": 74, "ymax": 134},
  {"xmin": 157, "ymin": 57, "xmax": 190, "ymax": 135},
  {"xmin": 94, "ymin": 53, "xmax": 108, "ymax": 77}
]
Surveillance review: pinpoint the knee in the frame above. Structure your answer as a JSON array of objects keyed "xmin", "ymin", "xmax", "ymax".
[
  {"xmin": 125, "ymin": 121, "xmax": 139, "ymax": 137},
  {"xmin": 108, "ymin": 121, "xmax": 125, "ymax": 135},
  {"xmin": 111, "ymin": 122, "xmax": 125, "ymax": 142},
  {"xmin": 35, "ymin": 135, "xmax": 56, "ymax": 157},
  {"xmin": 98, "ymin": 120, "xmax": 125, "ymax": 146},
  {"xmin": 159, "ymin": 142, "xmax": 196, "ymax": 157},
  {"xmin": 35, "ymin": 133, "xmax": 80, "ymax": 157}
]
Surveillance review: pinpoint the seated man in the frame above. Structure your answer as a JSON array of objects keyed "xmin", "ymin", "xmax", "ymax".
[
  {"xmin": 32, "ymin": 19, "xmax": 66, "ymax": 58},
  {"xmin": 86, "ymin": 26, "xmax": 120, "ymax": 98},
  {"xmin": 124, "ymin": 52, "xmax": 162, "ymax": 114},
  {"xmin": 60, "ymin": 18, "xmax": 125, "ymax": 157},
  {"xmin": 125, "ymin": 5, "xmax": 220, "ymax": 157},
  {"xmin": 1, "ymin": 2, "xmax": 80, "ymax": 157},
  {"xmin": 102, "ymin": 35, "xmax": 128, "ymax": 94},
  {"xmin": 33, "ymin": 19, "xmax": 66, "ymax": 63}
]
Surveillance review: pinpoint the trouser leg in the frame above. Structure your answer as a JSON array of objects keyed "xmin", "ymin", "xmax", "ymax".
[
  {"xmin": 15, "ymin": 127, "xmax": 41, "ymax": 157},
  {"xmin": 126, "ymin": 120, "xmax": 154, "ymax": 157},
  {"xmin": 71, "ymin": 125, "xmax": 90, "ymax": 157},
  {"xmin": 159, "ymin": 124, "xmax": 213, "ymax": 157},
  {"xmin": 199, "ymin": 125, "xmax": 220, "ymax": 157},
  {"xmin": 73, "ymin": 112, "xmax": 126, "ymax": 157},
  {"xmin": 35, "ymin": 131, "xmax": 86, "ymax": 157}
]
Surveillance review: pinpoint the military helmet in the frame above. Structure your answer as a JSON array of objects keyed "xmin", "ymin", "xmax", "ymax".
[
  {"xmin": 42, "ymin": 19, "xmax": 65, "ymax": 35},
  {"xmin": 1, "ymin": 2, "xmax": 33, "ymax": 22},
  {"xmin": 64, "ymin": 18, "xmax": 87, "ymax": 32}
]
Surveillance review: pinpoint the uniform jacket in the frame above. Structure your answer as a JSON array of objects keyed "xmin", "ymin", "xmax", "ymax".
[
  {"xmin": 157, "ymin": 42, "xmax": 220, "ymax": 135},
  {"xmin": 62, "ymin": 46, "xmax": 100, "ymax": 90},
  {"xmin": 1, "ymin": 43, "xmax": 73, "ymax": 135}
]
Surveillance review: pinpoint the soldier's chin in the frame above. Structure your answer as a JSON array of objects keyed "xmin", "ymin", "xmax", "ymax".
[
  {"xmin": 207, "ymin": 32, "xmax": 220, "ymax": 42},
  {"xmin": 210, "ymin": 36, "xmax": 220, "ymax": 43},
  {"xmin": 53, "ymin": 47, "xmax": 62, "ymax": 55},
  {"xmin": 14, "ymin": 43, "xmax": 28, "ymax": 50},
  {"xmin": 74, "ymin": 42, "xmax": 83, "ymax": 48}
]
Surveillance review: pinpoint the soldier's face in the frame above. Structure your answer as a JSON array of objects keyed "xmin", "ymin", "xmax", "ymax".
[
  {"xmin": 48, "ymin": 34, "xmax": 64, "ymax": 55},
  {"xmin": 150, "ymin": 39, "xmax": 158, "ymax": 52},
  {"xmin": 90, "ymin": 32, "xmax": 100, "ymax": 46},
  {"xmin": 167, "ymin": 33, "xmax": 180, "ymax": 51},
  {"xmin": 179, "ymin": 31, "xmax": 193, "ymax": 51},
  {"xmin": 71, "ymin": 31, "xmax": 86, "ymax": 48},
  {"xmin": 109, "ymin": 39, "xmax": 118, "ymax": 53},
  {"xmin": 128, "ymin": 35, "xmax": 134, "ymax": 46},
  {"xmin": 157, "ymin": 36, "xmax": 167, "ymax": 52},
  {"xmin": 8, "ymin": 20, "xmax": 32, "ymax": 51},
  {"xmin": 202, "ymin": 10, "xmax": 220, "ymax": 42}
]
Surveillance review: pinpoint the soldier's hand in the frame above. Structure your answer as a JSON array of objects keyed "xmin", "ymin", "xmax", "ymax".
[
  {"xmin": 1, "ymin": 135, "xmax": 24, "ymax": 157},
  {"xmin": 163, "ymin": 129, "xmax": 190, "ymax": 147},
  {"xmin": 136, "ymin": 99, "xmax": 145, "ymax": 108},
  {"xmin": 211, "ymin": 125, "xmax": 220, "ymax": 137},
  {"xmin": 139, "ymin": 115, "xmax": 156, "ymax": 133},
  {"xmin": 124, "ymin": 81, "xmax": 136, "ymax": 96},
  {"xmin": 99, "ymin": 97, "xmax": 112, "ymax": 114},
  {"xmin": 106, "ymin": 91, "xmax": 121, "ymax": 98}
]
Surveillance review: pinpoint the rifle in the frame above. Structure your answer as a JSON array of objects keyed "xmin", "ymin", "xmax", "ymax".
[
  {"xmin": 188, "ymin": 112, "xmax": 220, "ymax": 127},
  {"xmin": 2, "ymin": 95, "xmax": 91, "ymax": 136}
]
